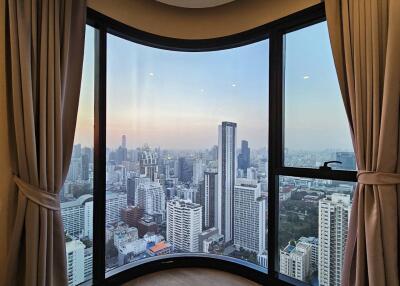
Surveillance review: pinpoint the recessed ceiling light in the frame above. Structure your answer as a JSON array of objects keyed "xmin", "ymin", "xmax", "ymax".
[
  {"xmin": 149, "ymin": 72, "xmax": 154, "ymax": 76},
  {"xmin": 303, "ymin": 75, "xmax": 310, "ymax": 79},
  {"xmin": 232, "ymin": 83, "xmax": 236, "ymax": 87}
]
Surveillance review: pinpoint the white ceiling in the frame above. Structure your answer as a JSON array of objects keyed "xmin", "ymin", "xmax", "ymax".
[{"xmin": 156, "ymin": 0, "xmax": 235, "ymax": 9}]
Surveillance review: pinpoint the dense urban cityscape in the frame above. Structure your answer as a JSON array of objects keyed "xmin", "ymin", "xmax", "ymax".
[{"xmin": 61, "ymin": 122, "xmax": 355, "ymax": 286}]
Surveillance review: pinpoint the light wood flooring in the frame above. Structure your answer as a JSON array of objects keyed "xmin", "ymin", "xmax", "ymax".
[{"xmin": 123, "ymin": 267, "xmax": 261, "ymax": 286}]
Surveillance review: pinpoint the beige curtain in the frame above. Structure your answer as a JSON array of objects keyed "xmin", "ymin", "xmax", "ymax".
[
  {"xmin": 5, "ymin": 0, "xmax": 86, "ymax": 285},
  {"xmin": 325, "ymin": 0, "xmax": 400, "ymax": 285}
]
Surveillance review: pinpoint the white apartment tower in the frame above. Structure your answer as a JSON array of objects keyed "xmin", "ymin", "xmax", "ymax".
[
  {"xmin": 233, "ymin": 178, "xmax": 266, "ymax": 253},
  {"xmin": 106, "ymin": 192, "xmax": 128, "ymax": 225},
  {"xmin": 136, "ymin": 181, "xmax": 166, "ymax": 217},
  {"xmin": 318, "ymin": 193, "xmax": 351, "ymax": 286},
  {"xmin": 66, "ymin": 240, "xmax": 85, "ymax": 286},
  {"xmin": 61, "ymin": 195, "xmax": 93, "ymax": 238},
  {"xmin": 217, "ymin": 121, "xmax": 236, "ymax": 242},
  {"xmin": 166, "ymin": 199, "xmax": 202, "ymax": 252}
]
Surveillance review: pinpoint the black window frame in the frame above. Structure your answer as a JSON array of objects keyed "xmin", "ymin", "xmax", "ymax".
[{"xmin": 84, "ymin": 3, "xmax": 357, "ymax": 286}]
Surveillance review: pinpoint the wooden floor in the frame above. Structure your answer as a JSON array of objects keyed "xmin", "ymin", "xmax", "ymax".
[{"xmin": 123, "ymin": 268, "xmax": 261, "ymax": 286}]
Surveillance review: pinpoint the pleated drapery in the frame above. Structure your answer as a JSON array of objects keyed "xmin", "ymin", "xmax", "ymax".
[
  {"xmin": 5, "ymin": 0, "xmax": 86, "ymax": 285},
  {"xmin": 325, "ymin": 0, "xmax": 400, "ymax": 285}
]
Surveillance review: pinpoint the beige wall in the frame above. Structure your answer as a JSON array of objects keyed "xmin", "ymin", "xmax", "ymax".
[
  {"xmin": 88, "ymin": 0, "xmax": 321, "ymax": 40},
  {"xmin": 0, "ymin": 0, "xmax": 13, "ymax": 281}
]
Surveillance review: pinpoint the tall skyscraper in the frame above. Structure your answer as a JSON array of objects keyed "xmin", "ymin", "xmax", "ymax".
[
  {"xmin": 127, "ymin": 177, "xmax": 136, "ymax": 206},
  {"xmin": 217, "ymin": 121, "xmax": 236, "ymax": 242},
  {"xmin": 336, "ymin": 152, "xmax": 356, "ymax": 170},
  {"xmin": 233, "ymin": 178, "xmax": 265, "ymax": 253},
  {"xmin": 238, "ymin": 140, "xmax": 250, "ymax": 175},
  {"xmin": 318, "ymin": 193, "xmax": 351, "ymax": 286},
  {"xmin": 122, "ymin": 135, "xmax": 127, "ymax": 148},
  {"xmin": 200, "ymin": 170, "xmax": 217, "ymax": 229},
  {"xmin": 166, "ymin": 199, "xmax": 202, "ymax": 252}
]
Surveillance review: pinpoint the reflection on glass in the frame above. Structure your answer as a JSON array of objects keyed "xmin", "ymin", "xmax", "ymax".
[
  {"xmin": 105, "ymin": 34, "xmax": 269, "ymax": 273},
  {"xmin": 284, "ymin": 22, "xmax": 355, "ymax": 170},
  {"xmin": 279, "ymin": 176, "xmax": 355, "ymax": 285},
  {"xmin": 61, "ymin": 26, "xmax": 95, "ymax": 286}
]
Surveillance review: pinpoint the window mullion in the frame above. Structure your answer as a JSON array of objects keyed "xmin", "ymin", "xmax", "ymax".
[
  {"xmin": 93, "ymin": 26, "xmax": 107, "ymax": 286},
  {"xmin": 268, "ymin": 29, "xmax": 284, "ymax": 278}
]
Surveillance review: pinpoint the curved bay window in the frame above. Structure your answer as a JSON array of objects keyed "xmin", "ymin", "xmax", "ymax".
[
  {"xmin": 105, "ymin": 31, "xmax": 269, "ymax": 275},
  {"xmin": 60, "ymin": 3, "xmax": 357, "ymax": 286}
]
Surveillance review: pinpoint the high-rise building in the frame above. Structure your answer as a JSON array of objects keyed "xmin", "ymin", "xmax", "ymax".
[
  {"xmin": 121, "ymin": 205, "xmax": 145, "ymax": 228},
  {"xmin": 238, "ymin": 140, "xmax": 250, "ymax": 175},
  {"xmin": 139, "ymin": 149, "xmax": 159, "ymax": 181},
  {"xmin": 72, "ymin": 144, "xmax": 82, "ymax": 158},
  {"xmin": 200, "ymin": 170, "xmax": 217, "ymax": 229},
  {"xmin": 175, "ymin": 185, "xmax": 198, "ymax": 203},
  {"xmin": 122, "ymin": 135, "xmax": 127, "ymax": 148},
  {"xmin": 138, "ymin": 215, "xmax": 158, "ymax": 237},
  {"xmin": 136, "ymin": 181, "xmax": 165, "ymax": 217},
  {"xmin": 128, "ymin": 176, "xmax": 150, "ymax": 207},
  {"xmin": 84, "ymin": 201, "xmax": 93, "ymax": 239},
  {"xmin": 166, "ymin": 199, "xmax": 202, "ymax": 252},
  {"xmin": 193, "ymin": 159, "xmax": 205, "ymax": 185},
  {"xmin": 298, "ymin": 237, "xmax": 318, "ymax": 272},
  {"xmin": 127, "ymin": 177, "xmax": 136, "ymax": 206},
  {"xmin": 177, "ymin": 157, "xmax": 193, "ymax": 183},
  {"xmin": 61, "ymin": 195, "xmax": 93, "ymax": 237},
  {"xmin": 81, "ymin": 154, "xmax": 89, "ymax": 181},
  {"xmin": 106, "ymin": 192, "xmax": 128, "ymax": 225},
  {"xmin": 280, "ymin": 241, "xmax": 312, "ymax": 282},
  {"xmin": 246, "ymin": 167, "xmax": 257, "ymax": 180},
  {"xmin": 66, "ymin": 240, "xmax": 85, "ymax": 286},
  {"xmin": 84, "ymin": 248, "xmax": 93, "ymax": 281},
  {"xmin": 210, "ymin": 145, "xmax": 218, "ymax": 161},
  {"xmin": 336, "ymin": 152, "xmax": 356, "ymax": 170},
  {"xmin": 217, "ymin": 121, "xmax": 236, "ymax": 243},
  {"xmin": 318, "ymin": 193, "xmax": 351, "ymax": 286},
  {"xmin": 116, "ymin": 146, "xmax": 128, "ymax": 164},
  {"xmin": 233, "ymin": 178, "xmax": 265, "ymax": 253},
  {"xmin": 67, "ymin": 157, "xmax": 82, "ymax": 181}
]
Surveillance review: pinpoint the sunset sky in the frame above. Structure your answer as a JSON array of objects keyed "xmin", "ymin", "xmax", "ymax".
[{"xmin": 75, "ymin": 22, "xmax": 353, "ymax": 151}]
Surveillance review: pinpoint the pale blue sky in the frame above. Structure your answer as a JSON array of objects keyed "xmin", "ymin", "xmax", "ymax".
[{"xmin": 76, "ymin": 22, "xmax": 353, "ymax": 151}]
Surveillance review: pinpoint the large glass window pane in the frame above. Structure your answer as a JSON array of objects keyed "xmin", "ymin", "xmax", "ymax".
[
  {"xmin": 105, "ymin": 35, "xmax": 269, "ymax": 274},
  {"xmin": 278, "ymin": 176, "xmax": 355, "ymax": 285},
  {"xmin": 284, "ymin": 22, "xmax": 355, "ymax": 170},
  {"xmin": 61, "ymin": 26, "xmax": 95, "ymax": 286}
]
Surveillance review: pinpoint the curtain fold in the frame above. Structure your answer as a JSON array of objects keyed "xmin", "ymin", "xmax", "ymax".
[
  {"xmin": 325, "ymin": 0, "xmax": 400, "ymax": 285},
  {"xmin": 5, "ymin": 0, "xmax": 86, "ymax": 285}
]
